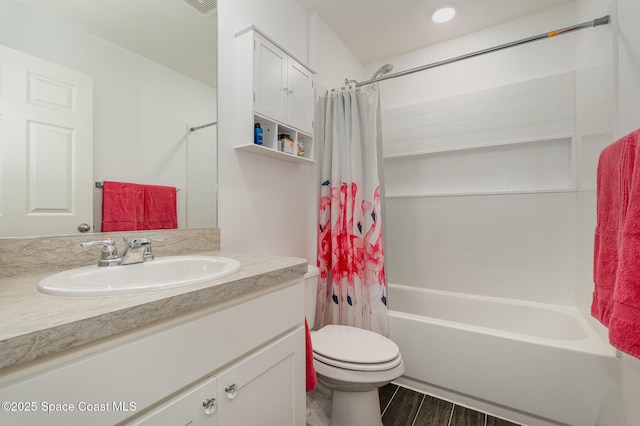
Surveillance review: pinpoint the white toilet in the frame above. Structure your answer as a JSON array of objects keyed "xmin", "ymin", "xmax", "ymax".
[{"xmin": 305, "ymin": 265, "xmax": 404, "ymax": 426}]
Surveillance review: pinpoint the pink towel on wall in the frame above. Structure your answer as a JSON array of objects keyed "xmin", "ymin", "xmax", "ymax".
[
  {"xmin": 305, "ymin": 319, "xmax": 317, "ymax": 392},
  {"xmin": 101, "ymin": 181, "xmax": 177, "ymax": 232},
  {"xmin": 143, "ymin": 184, "xmax": 178, "ymax": 230},
  {"xmin": 592, "ymin": 128, "xmax": 640, "ymax": 358},
  {"xmin": 101, "ymin": 181, "xmax": 145, "ymax": 232}
]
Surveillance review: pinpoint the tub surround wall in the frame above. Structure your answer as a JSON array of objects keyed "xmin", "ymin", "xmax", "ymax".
[
  {"xmin": 375, "ymin": 4, "xmax": 580, "ymax": 307},
  {"xmin": 382, "ymin": 71, "xmax": 577, "ymax": 305}
]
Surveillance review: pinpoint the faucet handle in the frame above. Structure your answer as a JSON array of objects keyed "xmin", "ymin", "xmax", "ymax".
[
  {"xmin": 140, "ymin": 236, "xmax": 165, "ymax": 242},
  {"xmin": 141, "ymin": 236, "xmax": 165, "ymax": 261},
  {"xmin": 123, "ymin": 236, "xmax": 164, "ymax": 247},
  {"xmin": 81, "ymin": 239, "xmax": 119, "ymax": 266}
]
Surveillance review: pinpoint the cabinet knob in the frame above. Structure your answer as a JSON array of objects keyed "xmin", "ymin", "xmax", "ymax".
[
  {"xmin": 225, "ymin": 383, "xmax": 238, "ymax": 399},
  {"xmin": 202, "ymin": 397, "xmax": 216, "ymax": 415}
]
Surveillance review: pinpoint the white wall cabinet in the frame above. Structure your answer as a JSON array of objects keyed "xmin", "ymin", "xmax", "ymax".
[
  {"xmin": 0, "ymin": 281, "xmax": 305, "ymax": 426},
  {"xmin": 236, "ymin": 25, "xmax": 315, "ymax": 164},
  {"xmin": 254, "ymin": 33, "xmax": 314, "ymax": 135}
]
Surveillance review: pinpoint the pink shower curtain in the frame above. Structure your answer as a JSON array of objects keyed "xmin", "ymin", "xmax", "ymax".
[{"xmin": 316, "ymin": 84, "xmax": 388, "ymax": 336}]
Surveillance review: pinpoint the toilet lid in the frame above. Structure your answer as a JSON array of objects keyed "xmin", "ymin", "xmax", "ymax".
[{"xmin": 312, "ymin": 325, "xmax": 400, "ymax": 364}]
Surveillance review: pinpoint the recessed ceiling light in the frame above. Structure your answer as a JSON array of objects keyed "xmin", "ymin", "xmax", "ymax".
[{"xmin": 432, "ymin": 4, "xmax": 457, "ymax": 23}]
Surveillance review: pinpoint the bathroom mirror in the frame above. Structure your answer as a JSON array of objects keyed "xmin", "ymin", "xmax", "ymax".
[{"xmin": 0, "ymin": 0, "xmax": 218, "ymax": 238}]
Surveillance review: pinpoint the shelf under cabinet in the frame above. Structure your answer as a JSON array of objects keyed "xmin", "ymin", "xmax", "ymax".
[{"xmin": 235, "ymin": 143, "xmax": 315, "ymax": 164}]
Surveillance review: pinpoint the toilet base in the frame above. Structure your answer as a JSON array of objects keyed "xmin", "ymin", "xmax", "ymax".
[{"xmin": 330, "ymin": 388, "xmax": 382, "ymax": 426}]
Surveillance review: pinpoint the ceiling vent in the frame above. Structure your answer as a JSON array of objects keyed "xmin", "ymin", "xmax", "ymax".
[{"xmin": 178, "ymin": 0, "xmax": 217, "ymax": 17}]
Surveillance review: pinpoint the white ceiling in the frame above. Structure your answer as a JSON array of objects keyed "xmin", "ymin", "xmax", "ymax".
[
  {"xmin": 297, "ymin": 0, "xmax": 575, "ymax": 65},
  {"xmin": 15, "ymin": 0, "xmax": 576, "ymax": 85},
  {"xmin": 16, "ymin": 0, "xmax": 218, "ymax": 87}
]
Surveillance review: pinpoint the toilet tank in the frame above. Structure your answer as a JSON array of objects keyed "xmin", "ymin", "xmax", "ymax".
[{"xmin": 304, "ymin": 264, "xmax": 319, "ymax": 329}]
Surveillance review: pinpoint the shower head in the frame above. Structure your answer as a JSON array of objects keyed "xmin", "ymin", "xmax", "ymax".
[{"xmin": 371, "ymin": 64, "xmax": 394, "ymax": 81}]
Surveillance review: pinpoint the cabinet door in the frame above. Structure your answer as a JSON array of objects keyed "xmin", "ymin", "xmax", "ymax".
[
  {"xmin": 129, "ymin": 376, "xmax": 218, "ymax": 425},
  {"xmin": 287, "ymin": 60, "xmax": 314, "ymax": 134},
  {"xmin": 254, "ymin": 36, "xmax": 287, "ymax": 123},
  {"xmin": 217, "ymin": 327, "xmax": 305, "ymax": 426}
]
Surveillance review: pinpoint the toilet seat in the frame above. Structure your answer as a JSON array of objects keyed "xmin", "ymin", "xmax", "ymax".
[
  {"xmin": 314, "ymin": 352, "xmax": 402, "ymax": 371},
  {"xmin": 312, "ymin": 325, "xmax": 401, "ymax": 372}
]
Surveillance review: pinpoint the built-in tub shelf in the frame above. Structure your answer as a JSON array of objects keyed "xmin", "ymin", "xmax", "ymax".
[
  {"xmin": 386, "ymin": 188, "xmax": 577, "ymax": 199},
  {"xmin": 383, "ymin": 135, "xmax": 575, "ymax": 197},
  {"xmin": 383, "ymin": 134, "xmax": 575, "ymax": 160}
]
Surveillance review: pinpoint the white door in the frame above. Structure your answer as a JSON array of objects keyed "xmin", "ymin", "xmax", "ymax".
[
  {"xmin": 287, "ymin": 60, "xmax": 314, "ymax": 134},
  {"xmin": 0, "ymin": 44, "xmax": 93, "ymax": 237},
  {"xmin": 254, "ymin": 36, "xmax": 287, "ymax": 123}
]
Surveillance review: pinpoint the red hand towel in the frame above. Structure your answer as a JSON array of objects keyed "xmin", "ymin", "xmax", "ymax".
[
  {"xmin": 142, "ymin": 184, "xmax": 178, "ymax": 230},
  {"xmin": 305, "ymin": 319, "xmax": 317, "ymax": 392},
  {"xmin": 101, "ymin": 181, "xmax": 144, "ymax": 232},
  {"xmin": 592, "ymin": 128, "xmax": 640, "ymax": 358}
]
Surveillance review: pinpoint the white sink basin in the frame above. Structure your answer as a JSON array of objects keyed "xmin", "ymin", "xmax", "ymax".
[{"xmin": 38, "ymin": 256, "xmax": 241, "ymax": 297}]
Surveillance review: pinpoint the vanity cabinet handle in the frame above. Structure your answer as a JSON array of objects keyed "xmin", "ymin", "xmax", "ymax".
[
  {"xmin": 202, "ymin": 397, "xmax": 216, "ymax": 415},
  {"xmin": 225, "ymin": 383, "xmax": 238, "ymax": 399}
]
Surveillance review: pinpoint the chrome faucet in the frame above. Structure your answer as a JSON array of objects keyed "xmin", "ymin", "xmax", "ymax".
[{"xmin": 81, "ymin": 236, "xmax": 164, "ymax": 267}]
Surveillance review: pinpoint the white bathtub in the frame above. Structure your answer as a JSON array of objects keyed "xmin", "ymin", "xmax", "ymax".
[{"xmin": 387, "ymin": 284, "xmax": 620, "ymax": 426}]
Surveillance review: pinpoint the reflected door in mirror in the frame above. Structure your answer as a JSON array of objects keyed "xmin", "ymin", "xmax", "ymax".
[{"xmin": 0, "ymin": 44, "xmax": 93, "ymax": 237}]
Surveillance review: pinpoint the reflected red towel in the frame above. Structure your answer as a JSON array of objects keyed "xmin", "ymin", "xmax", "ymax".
[
  {"xmin": 101, "ymin": 181, "xmax": 144, "ymax": 232},
  {"xmin": 143, "ymin": 184, "xmax": 178, "ymax": 230},
  {"xmin": 592, "ymin": 128, "xmax": 640, "ymax": 358},
  {"xmin": 305, "ymin": 319, "xmax": 317, "ymax": 392}
]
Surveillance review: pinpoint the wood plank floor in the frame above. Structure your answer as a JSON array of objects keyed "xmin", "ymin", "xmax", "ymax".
[{"xmin": 379, "ymin": 384, "xmax": 522, "ymax": 426}]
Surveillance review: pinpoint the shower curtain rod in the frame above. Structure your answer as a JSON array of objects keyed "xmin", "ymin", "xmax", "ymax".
[
  {"xmin": 189, "ymin": 121, "xmax": 217, "ymax": 132},
  {"xmin": 352, "ymin": 15, "xmax": 610, "ymax": 87}
]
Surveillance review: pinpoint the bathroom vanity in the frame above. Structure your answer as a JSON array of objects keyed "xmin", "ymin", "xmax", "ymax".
[{"xmin": 0, "ymin": 230, "xmax": 308, "ymax": 425}]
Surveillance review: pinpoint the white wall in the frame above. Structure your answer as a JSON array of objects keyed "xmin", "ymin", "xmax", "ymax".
[
  {"xmin": 217, "ymin": 0, "xmax": 363, "ymax": 261},
  {"xmin": 574, "ymin": 0, "xmax": 640, "ymax": 424},
  {"xmin": 378, "ymin": 4, "xmax": 580, "ymax": 304},
  {"xmin": 574, "ymin": 0, "xmax": 617, "ymax": 353},
  {"xmin": 217, "ymin": 0, "xmax": 313, "ymax": 260},
  {"xmin": 0, "ymin": 0, "xmax": 217, "ymax": 230},
  {"xmin": 308, "ymin": 13, "xmax": 365, "ymax": 91},
  {"xmin": 613, "ymin": 0, "xmax": 640, "ymax": 423}
]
